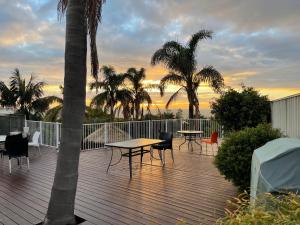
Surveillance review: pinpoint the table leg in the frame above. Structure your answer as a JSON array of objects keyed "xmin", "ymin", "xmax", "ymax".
[
  {"xmin": 129, "ymin": 149, "xmax": 132, "ymax": 178},
  {"xmin": 106, "ymin": 147, "xmax": 114, "ymax": 173},
  {"xmin": 140, "ymin": 147, "xmax": 144, "ymax": 164},
  {"xmin": 179, "ymin": 136, "xmax": 187, "ymax": 150},
  {"xmin": 194, "ymin": 138, "xmax": 202, "ymax": 153}
]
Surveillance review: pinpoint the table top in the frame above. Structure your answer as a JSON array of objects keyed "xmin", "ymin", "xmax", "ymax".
[
  {"xmin": 0, "ymin": 135, "xmax": 6, "ymax": 142},
  {"xmin": 105, "ymin": 138, "xmax": 164, "ymax": 149},
  {"xmin": 177, "ymin": 130, "xmax": 204, "ymax": 135}
]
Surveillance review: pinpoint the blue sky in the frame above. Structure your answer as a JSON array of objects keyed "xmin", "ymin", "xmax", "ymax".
[{"xmin": 0, "ymin": 0, "xmax": 300, "ymax": 115}]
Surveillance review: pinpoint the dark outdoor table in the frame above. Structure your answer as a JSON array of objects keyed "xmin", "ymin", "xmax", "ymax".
[
  {"xmin": 105, "ymin": 138, "xmax": 164, "ymax": 178},
  {"xmin": 177, "ymin": 130, "xmax": 203, "ymax": 151}
]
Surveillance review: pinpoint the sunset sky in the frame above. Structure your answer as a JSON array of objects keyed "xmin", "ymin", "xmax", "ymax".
[{"xmin": 0, "ymin": 0, "xmax": 300, "ymax": 116}]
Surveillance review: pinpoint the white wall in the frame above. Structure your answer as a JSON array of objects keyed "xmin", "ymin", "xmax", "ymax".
[{"xmin": 271, "ymin": 94, "xmax": 300, "ymax": 138}]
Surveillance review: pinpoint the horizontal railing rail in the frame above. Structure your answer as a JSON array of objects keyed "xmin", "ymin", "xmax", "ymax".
[{"xmin": 26, "ymin": 119, "xmax": 223, "ymax": 150}]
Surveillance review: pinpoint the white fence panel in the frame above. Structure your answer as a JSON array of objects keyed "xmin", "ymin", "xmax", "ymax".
[{"xmin": 26, "ymin": 118, "xmax": 223, "ymax": 150}]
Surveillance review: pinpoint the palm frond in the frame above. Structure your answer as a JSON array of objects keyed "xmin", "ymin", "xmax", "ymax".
[
  {"xmin": 91, "ymin": 91, "xmax": 108, "ymax": 107},
  {"xmin": 151, "ymin": 41, "xmax": 183, "ymax": 66},
  {"xmin": 42, "ymin": 96, "xmax": 63, "ymax": 105},
  {"xmin": 197, "ymin": 66, "xmax": 224, "ymax": 92},
  {"xmin": 10, "ymin": 68, "xmax": 22, "ymax": 93},
  {"xmin": 151, "ymin": 48, "xmax": 171, "ymax": 66},
  {"xmin": 31, "ymin": 98, "xmax": 52, "ymax": 114},
  {"xmin": 86, "ymin": 0, "xmax": 106, "ymax": 79},
  {"xmin": 160, "ymin": 72, "xmax": 185, "ymax": 96},
  {"xmin": 0, "ymin": 81, "xmax": 16, "ymax": 107},
  {"xmin": 188, "ymin": 30, "xmax": 212, "ymax": 53},
  {"xmin": 100, "ymin": 65, "xmax": 116, "ymax": 79},
  {"xmin": 138, "ymin": 90, "xmax": 152, "ymax": 108},
  {"xmin": 166, "ymin": 87, "xmax": 184, "ymax": 109},
  {"xmin": 44, "ymin": 105, "xmax": 63, "ymax": 122},
  {"xmin": 58, "ymin": 0, "xmax": 106, "ymax": 79}
]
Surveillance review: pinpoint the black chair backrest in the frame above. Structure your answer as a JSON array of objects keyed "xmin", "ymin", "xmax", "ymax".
[
  {"xmin": 5, "ymin": 134, "xmax": 28, "ymax": 158},
  {"xmin": 159, "ymin": 132, "xmax": 173, "ymax": 149}
]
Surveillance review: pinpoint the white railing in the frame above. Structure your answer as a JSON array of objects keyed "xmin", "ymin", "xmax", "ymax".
[{"xmin": 26, "ymin": 119, "xmax": 223, "ymax": 150}]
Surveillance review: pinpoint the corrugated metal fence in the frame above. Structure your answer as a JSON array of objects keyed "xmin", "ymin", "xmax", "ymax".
[{"xmin": 271, "ymin": 93, "xmax": 300, "ymax": 138}]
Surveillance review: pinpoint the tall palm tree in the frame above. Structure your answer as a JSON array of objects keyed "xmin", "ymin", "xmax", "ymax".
[
  {"xmin": 0, "ymin": 68, "xmax": 57, "ymax": 120},
  {"xmin": 90, "ymin": 65, "xmax": 131, "ymax": 121},
  {"xmin": 44, "ymin": 1, "xmax": 105, "ymax": 224},
  {"xmin": 151, "ymin": 30, "xmax": 224, "ymax": 118},
  {"xmin": 123, "ymin": 67, "xmax": 152, "ymax": 119}
]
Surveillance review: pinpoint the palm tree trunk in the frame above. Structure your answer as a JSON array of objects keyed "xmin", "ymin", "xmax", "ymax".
[
  {"xmin": 188, "ymin": 103, "xmax": 194, "ymax": 119},
  {"xmin": 44, "ymin": 1, "xmax": 87, "ymax": 224},
  {"xmin": 135, "ymin": 104, "xmax": 140, "ymax": 120},
  {"xmin": 110, "ymin": 105, "xmax": 114, "ymax": 121}
]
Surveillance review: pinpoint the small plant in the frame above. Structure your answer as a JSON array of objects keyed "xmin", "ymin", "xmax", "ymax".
[
  {"xmin": 216, "ymin": 192, "xmax": 300, "ymax": 225},
  {"xmin": 214, "ymin": 123, "xmax": 281, "ymax": 191}
]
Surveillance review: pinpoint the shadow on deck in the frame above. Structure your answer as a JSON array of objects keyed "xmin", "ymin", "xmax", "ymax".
[{"xmin": 0, "ymin": 138, "xmax": 236, "ymax": 225}]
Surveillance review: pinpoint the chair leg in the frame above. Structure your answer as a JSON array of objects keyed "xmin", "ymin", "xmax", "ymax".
[
  {"xmin": 38, "ymin": 146, "xmax": 41, "ymax": 155},
  {"xmin": 27, "ymin": 157, "xmax": 30, "ymax": 170},
  {"xmin": 206, "ymin": 143, "xmax": 208, "ymax": 155},
  {"xmin": 163, "ymin": 150, "xmax": 166, "ymax": 165},
  {"xmin": 9, "ymin": 159, "xmax": 12, "ymax": 174},
  {"xmin": 171, "ymin": 148, "xmax": 175, "ymax": 163},
  {"xmin": 150, "ymin": 147, "xmax": 153, "ymax": 164},
  {"xmin": 158, "ymin": 150, "xmax": 162, "ymax": 163}
]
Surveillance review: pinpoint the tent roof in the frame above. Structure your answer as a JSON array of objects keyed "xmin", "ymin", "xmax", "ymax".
[{"xmin": 253, "ymin": 138, "xmax": 300, "ymax": 164}]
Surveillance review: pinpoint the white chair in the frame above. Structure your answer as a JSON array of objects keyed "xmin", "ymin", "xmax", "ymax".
[
  {"xmin": 29, "ymin": 131, "xmax": 41, "ymax": 155},
  {"xmin": 23, "ymin": 127, "xmax": 29, "ymax": 138}
]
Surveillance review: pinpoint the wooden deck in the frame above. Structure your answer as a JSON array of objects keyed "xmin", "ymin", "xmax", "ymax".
[{"xmin": 0, "ymin": 138, "xmax": 236, "ymax": 225}]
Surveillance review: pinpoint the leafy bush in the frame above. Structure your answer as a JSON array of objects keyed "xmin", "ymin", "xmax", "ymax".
[
  {"xmin": 216, "ymin": 192, "xmax": 300, "ymax": 225},
  {"xmin": 211, "ymin": 87, "xmax": 271, "ymax": 133},
  {"xmin": 214, "ymin": 124, "xmax": 281, "ymax": 191}
]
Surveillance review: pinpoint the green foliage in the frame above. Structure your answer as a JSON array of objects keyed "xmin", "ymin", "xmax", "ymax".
[
  {"xmin": 123, "ymin": 67, "xmax": 152, "ymax": 120},
  {"xmin": 84, "ymin": 107, "xmax": 110, "ymax": 123},
  {"xmin": 175, "ymin": 109, "xmax": 183, "ymax": 119},
  {"xmin": 211, "ymin": 87, "xmax": 271, "ymax": 133},
  {"xmin": 216, "ymin": 192, "xmax": 300, "ymax": 225},
  {"xmin": 214, "ymin": 124, "xmax": 281, "ymax": 191},
  {"xmin": 0, "ymin": 68, "xmax": 57, "ymax": 120},
  {"xmin": 89, "ymin": 65, "xmax": 132, "ymax": 121},
  {"xmin": 144, "ymin": 110, "xmax": 175, "ymax": 120}
]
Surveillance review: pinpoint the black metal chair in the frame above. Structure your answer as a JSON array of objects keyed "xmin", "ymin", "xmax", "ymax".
[
  {"xmin": 151, "ymin": 132, "xmax": 174, "ymax": 165},
  {"xmin": 0, "ymin": 142, "xmax": 5, "ymax": 158},
  {"xmin": 4, "ymin": 133, "xmax": 29, "ymax": 174}
]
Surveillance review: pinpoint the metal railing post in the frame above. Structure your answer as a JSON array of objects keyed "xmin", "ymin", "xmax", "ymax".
[
  {"xmin": 165, "ymin": 119, "xmax": 168, "ymax": 132},
  {"xmin": 180, "ymin": 119, "xmax": 183, "ymax": 131},
  {"xmin": 104, "ymin": 123, "xmax": 108, "ymax": 144},
  {"xmin": 39, "ymin": 121, "xmax": 43, "ymax": 145},
  {"xmin": 128, "ymin": 121, "xmax": 131, "ymax": 139},
  {"xmin": 56, "ymin": 122, "xmax": 59, "ymax": 148},
  {"xmin": 148, "ymin": 120, "xmax": 151, "ymax": 138}
]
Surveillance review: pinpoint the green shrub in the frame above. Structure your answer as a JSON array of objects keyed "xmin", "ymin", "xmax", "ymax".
[
  {"xmin": 214, "ymin": 124, "xmax": 281, "ymax": 191},
  {"xmin": 211, "ymin": 87, "xmax": 271, "ymax": 133},
  {"xmin": 216, "ymin": 192, "xmax": 300, "ymax": 225}
]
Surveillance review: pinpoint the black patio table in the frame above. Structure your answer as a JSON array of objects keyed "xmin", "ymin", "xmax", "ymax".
[
  {"xmin": 105, "ymin": 138, "xmax": 164, "ymax": 178},
  {"xmin": 177, "ymin": 130, "xmax": 203, "ymax": 151}
]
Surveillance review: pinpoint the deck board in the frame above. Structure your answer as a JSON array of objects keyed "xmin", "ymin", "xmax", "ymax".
[{"xmin": 0, "ymin": 138, "xmax": 236, "ymax": 225}]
